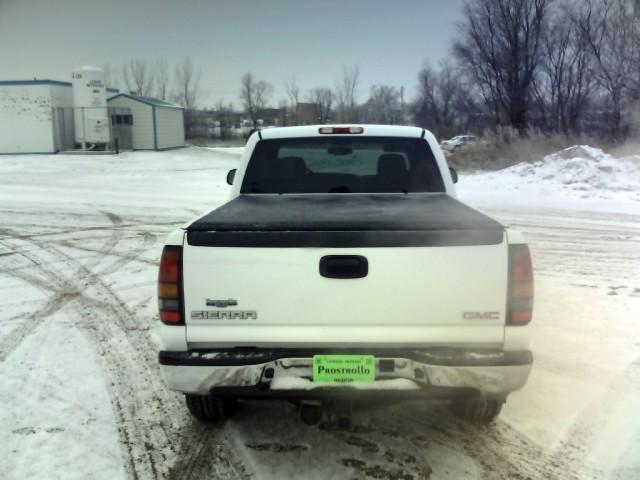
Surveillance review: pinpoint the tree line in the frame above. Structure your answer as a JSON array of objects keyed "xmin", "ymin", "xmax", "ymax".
[
  {"xmin": 418, "ymin": 0, "xmax": 640, "ymax": 140},
  {"xmin": 445, "ymin": 0, "xmax": 640, "ymax": 140},
  {"xmin": 105, "ymin": 0, "xmax": 640, "ymax": 141},
  {"xmin": 105, "ymin": 58, "xmax": 201, "ymax": 108},
  {"xmin": 103, "ymin": 58, "xmax": 202, "ymax": 135}
]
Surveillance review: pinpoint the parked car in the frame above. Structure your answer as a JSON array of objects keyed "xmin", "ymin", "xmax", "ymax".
[
  {"xmin": 440, "ymin": 134, "xmax": 478, "ymax": 151},
  {"xmin": 157, "ymin": 125, "xmax": 534, "ymax": 425}
]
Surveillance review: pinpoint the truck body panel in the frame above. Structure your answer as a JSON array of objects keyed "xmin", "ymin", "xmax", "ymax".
[{"xmin": 157, "ymin": 125, "xmax": 533, "ymax": 404}]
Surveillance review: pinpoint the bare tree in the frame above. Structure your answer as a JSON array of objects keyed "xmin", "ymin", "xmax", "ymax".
[
  {"xmin": 531, "ymin": 4, "xmax": 595, "ymax": 136},
  {"xmin": 308, "ymin": 87, "xmax": 333, "ymax": 124},
  {"xmin": 174, "ymin": 59, "xmax": 201, "ymax": 109},
  {"xmin": 240, "ymin": 72, "xmax": 274, "ymax": 129},
  {"xmin": 122, "ymin": 59, "xmax": 154, "ymax": 96},
  {"xmin": 284, "ymin": 77, "xmax": 300, "ymax": 125},
  {"xmin": 155, "ymin": 59, "xmax": 171, "ymax": 101},
  {"xmin": 632, "ymin": 0, "xmax": 640, "ymax": 100},
  {"xmin": 577, "ymin": 0, "xmax": 640, "ymax": 138},
  {"xmin": 454, "ymin": 0, "xmax": 553, "ymax": 131},
  {"xmin": 631, "ymin": 1, "xmax": 640, "ymax": 135},
  {"xmin": 335, "ymin": 65, "xmax": 360, "ymax": 122},
  {"xmin": 174, "ymin": 59, "xmax": 202, "ymax": 138},
  {"xmin": 413, "ymin": 60, "xmax": 473, "ymax": 138},
  {"xmin": 364, "ymin": 85, "xmax": 403, "ymax": 124}
]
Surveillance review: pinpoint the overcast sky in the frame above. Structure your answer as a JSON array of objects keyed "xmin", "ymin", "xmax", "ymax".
[{"xmin": 0, "ymin": 0, "xmax": 464, "ymax": 109}]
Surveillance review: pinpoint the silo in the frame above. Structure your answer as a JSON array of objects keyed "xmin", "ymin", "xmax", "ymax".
[{"xmin": 71, "ymin": 66, "xmax": 110, "ymax": 147}]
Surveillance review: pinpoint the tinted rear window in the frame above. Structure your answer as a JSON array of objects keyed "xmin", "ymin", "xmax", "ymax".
[{"xmin": 241, "ymin": 137, "xmax": 444, "ymax": 194}]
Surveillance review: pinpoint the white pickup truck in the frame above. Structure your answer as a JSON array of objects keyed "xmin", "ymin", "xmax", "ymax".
[{"xmin": 157, "ymin": 125, "xmax": 534, "ymax": 424}]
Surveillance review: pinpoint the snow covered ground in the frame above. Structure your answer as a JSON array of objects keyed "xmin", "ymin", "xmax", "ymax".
[{"xmin": 0, "ymin": 145, "xmax": 638, "ymax": 480}]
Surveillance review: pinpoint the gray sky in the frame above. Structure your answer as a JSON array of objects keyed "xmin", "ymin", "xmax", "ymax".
[{"xmin": 0, "ymin": 0, "xmax": 464, "ymax": 109}]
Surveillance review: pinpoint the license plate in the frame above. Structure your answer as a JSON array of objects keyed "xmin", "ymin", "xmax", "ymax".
[{"xmin": 312, "ymin": 355, "xmax": 375, "ymax": 383}]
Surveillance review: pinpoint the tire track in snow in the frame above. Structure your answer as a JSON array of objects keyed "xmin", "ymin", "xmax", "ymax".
[
  {"xmin": 55, "ymin": 235, "xmax": 158, "ymax": 267},
  {"xmin": 39, "ymin": 241, "xmax": 245, "ymax": 480},
  {"xmin": 543, "ymin": 359, "xmax": 640, "ymax": 478},
  {"xmin": 0, "ymin": 233, "xmax": 169, "ymax": 479},
  {"xmin": 0, "ymin": 221, "xmax": 245, "ymax": 479},
  {"xmin": 81, "ymin": 211, "xmax": 126, "ymax": 274},
  {"xmin": 488, "ymin": 209, "xmax": 640, "ymax": 284},
  {"xmin": 0, "ymin": 244, "xmax": 161, "ymax": 479},
  {"xmin": 0, "ymin": 213, "xmax": 130, "ymax": 358},
  {"xmin": 0, "ymin": 236, "xmax": 83, "ymax": 362},
  {"xmin": 0, "ymin": 213, "xmax": 156, "ymax": 340},
  {"xmin": 374, "ymin": 402, "xmax": 602, "ymax": 480},
  {"xmin": 0, "ymin": 219, "xmax": 181, "ymax": 242},
  {"xmin": 166, "ymin": 426, "xmax": 250, "ymax": 480},
  {"xmin": 0, "ymin": 226, "xmax": 167, "ymax": 387}
]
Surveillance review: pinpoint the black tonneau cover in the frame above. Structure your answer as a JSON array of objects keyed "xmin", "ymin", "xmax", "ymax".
[{"xmin": 186, "ymin": 194, "xmax": 504, "ymax": 248}]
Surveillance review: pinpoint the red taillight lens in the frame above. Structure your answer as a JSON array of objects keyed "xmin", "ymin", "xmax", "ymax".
[
  {"xmin": 318, "ymin": 126, "xmax": 364, "ymax": 134},
  {"xmin": 158, "ymin": 245, "xmax": 183, "ymax": 325},
  {"xmin": 508, "ymin": 244, "xmax": 534, "ymax": 326},
  {"xmin": 159, "ymin": 310, "xmax": 182, "ymax": 323},
  {"xmin": 159, "ymin": 247, "xmax": 180, "ymax": 282}
]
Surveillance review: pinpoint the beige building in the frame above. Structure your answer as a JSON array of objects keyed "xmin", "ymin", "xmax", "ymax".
[{"xmin": 107, "ymin": 94, "xmax": 185, "ymax": 150}]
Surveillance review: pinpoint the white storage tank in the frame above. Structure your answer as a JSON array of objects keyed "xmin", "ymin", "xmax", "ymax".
[{"xmin": 71, "ymin": 66, "xmax": 110, "ymax": 146}]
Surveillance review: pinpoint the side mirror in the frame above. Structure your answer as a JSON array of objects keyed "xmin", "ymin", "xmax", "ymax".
[
  {"xmin": 226, "ymin": 169, "xmax": 237, "ymax": 186},
  {"xmin": 449, "ymin": 167, "xmax": 458, "ymax": 184}
]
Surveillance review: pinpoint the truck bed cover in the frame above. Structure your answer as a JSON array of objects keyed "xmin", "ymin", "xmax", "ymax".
[{"xmin": 186, "ymin": 194, "xmax": 504, "ymax": 248}]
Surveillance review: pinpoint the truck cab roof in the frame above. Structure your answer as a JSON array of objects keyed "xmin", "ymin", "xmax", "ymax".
[{"xmin": 257, "ymin": 125, "xmax": 427, "ymax": 140}]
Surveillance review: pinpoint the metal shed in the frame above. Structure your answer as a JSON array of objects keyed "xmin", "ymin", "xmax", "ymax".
[{"xmin": 107, "ymin": 94, "xmax": 185, "ymax": 150}]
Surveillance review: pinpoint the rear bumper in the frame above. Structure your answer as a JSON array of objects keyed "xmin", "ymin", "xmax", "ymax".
[{"xmin": 159, "ymin": 348, "xmax": 532, "ymax": 398}]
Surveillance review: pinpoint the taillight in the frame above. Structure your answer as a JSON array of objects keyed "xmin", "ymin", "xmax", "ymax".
[
  {"xmin": 508, "ymin": 244, "xmax": 534, "ymax": 325},
  {"xmin": 318, "ymin": 126, "xmax": 364, "ymax": 134},
  {"xmin": 158, "ymin": 245, "xmax": 184, "ymax": 325}
]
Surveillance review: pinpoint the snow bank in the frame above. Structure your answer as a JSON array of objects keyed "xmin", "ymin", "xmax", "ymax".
[
  {"xmin": 512, "ymin": 145, "xmax": 640, "ymax": 194},
  {"xmin": 458, "ymin": 145, "xmax": 640, "ymax": 208}
]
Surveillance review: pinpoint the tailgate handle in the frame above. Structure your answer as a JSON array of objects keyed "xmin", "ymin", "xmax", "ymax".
[{"xmin": 319, "ymin": 255, "xmax": 368, "ymax": 279}]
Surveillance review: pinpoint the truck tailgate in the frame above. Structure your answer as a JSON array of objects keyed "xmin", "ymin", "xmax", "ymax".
[{"xmin": 182, "ymin": 194, "xmax": 507, "ymax": 347}]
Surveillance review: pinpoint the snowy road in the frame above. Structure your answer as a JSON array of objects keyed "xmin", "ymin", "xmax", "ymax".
[{"xmin": 0, "ymin": 147, "xmax": 638, "ymax": 479}]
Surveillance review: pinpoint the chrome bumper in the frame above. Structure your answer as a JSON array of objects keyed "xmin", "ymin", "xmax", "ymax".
[{"xmin": 159, "ymin": 349, "xmax": 532, "ymax": 397}]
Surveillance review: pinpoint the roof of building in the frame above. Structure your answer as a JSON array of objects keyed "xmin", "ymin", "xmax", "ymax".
[
  {"xmin": 107, "ymin": 93, "xmax": 183, "ymax": 109},
  {"xmin": 0, "ymin": 79, "xmax": 119, "ymax": 93}
]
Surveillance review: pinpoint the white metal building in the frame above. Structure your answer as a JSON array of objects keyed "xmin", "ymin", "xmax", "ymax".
[
  {"xmin": 0, "ymin": 79, "xmax": 119, "ymax": 154},
  {"xmin": 1, "ymin": 74, "xmax": 185, "ymax": 154},
  {"xmin": 107, "ymin": 94, "xmax": 185, "ymax": 150}
]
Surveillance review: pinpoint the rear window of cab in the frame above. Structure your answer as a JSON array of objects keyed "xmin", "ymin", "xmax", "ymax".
[{"xmin": 241, "ymin": 137, "xmax": 445, "ymax": 194}]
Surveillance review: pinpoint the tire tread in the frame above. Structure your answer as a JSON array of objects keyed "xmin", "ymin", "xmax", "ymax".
[
  {"xmin": 450, "ymin": 397, "xmax": 505, "ymax": 423},
  {"xmin": 185, "ymin": 394, "xmax": 234, "ymax": 422}
]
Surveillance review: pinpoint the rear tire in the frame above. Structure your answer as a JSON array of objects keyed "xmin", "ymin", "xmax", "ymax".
[
  {"xmin": 300, "ymin": 401, "xmax": 323, "ymax": 426},
  {"xmin": 450, "ymin": 396, "xmax": 505, "ymax": 423},
  {"xmin": 185, "ymin": 394, "xmax": 237, "ymax": 422}
]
